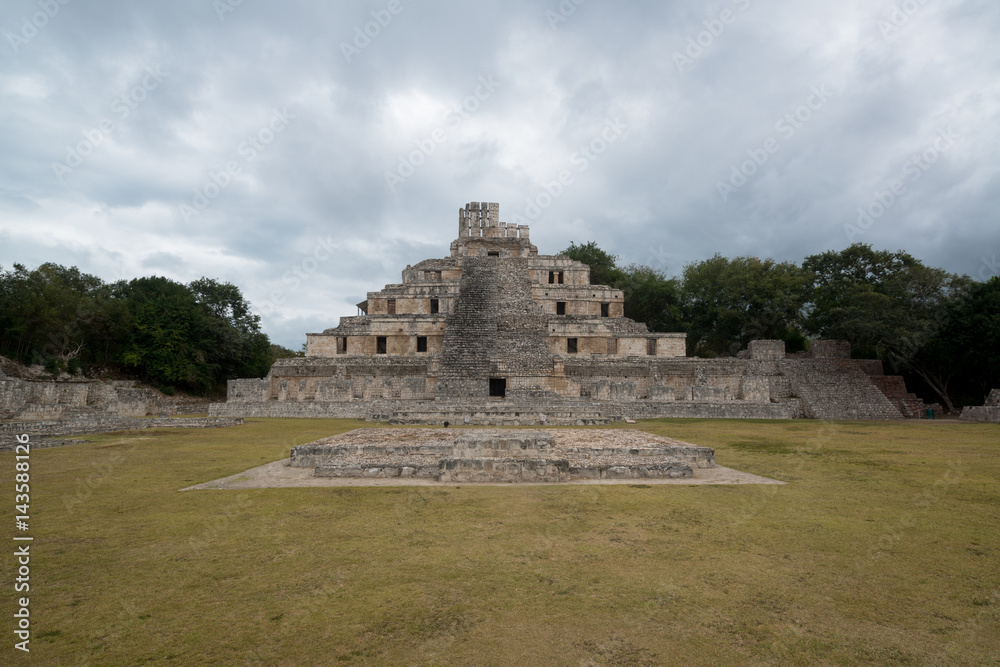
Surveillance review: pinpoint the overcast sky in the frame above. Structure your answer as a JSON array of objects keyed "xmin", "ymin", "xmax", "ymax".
[{"xmin": 1, "ymin": 0, "xmax": 998, "ymax": 348}]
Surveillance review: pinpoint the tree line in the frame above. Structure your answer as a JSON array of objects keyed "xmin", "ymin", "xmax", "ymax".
[
  {"xmin": 0, "ymin": 263, "xmax": 299, "ymax": 396},
  {"xmin": 562, "ymin": 242, "xmax": 999, "ymax": 412}
]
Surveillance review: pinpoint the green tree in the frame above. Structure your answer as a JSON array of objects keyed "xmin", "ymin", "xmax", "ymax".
[
  {"xmin": 618, "ymin": 265, "xmax": 685, "ymax": 333},
  {"xmin": 561, "ymin": 241, "xmax": 625, "ymax": 287},
  {"xmin": 561, "ymin": 242, "xmax": 682, "ymax": 333},
  {"xmin": 189, "ymin": 277, "xmax": 272, "ymax": 380},
  {"xmin": 268, "ymin": 343, "xmax": 305, "ymax": 365},
  {"xmin": 911, "ymin": 277, "xmax": 1000, "ymax": 410},
  {"xmin": 0, "ymin": 263, "xmax": 111, "ymax": 365},
  {"xmin": 681, "ymin": 254, "xmax": 809, "ymax": 357},
  {"xmin": 113, "ymin": 276, "xmax": 218, "ymax": 391},
  {"xmin": 803, "ymin": 244, "xmax": 969, "ymax": 359}
]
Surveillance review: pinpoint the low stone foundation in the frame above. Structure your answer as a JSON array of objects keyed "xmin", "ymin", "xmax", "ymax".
[
  {"xmin": 960, "ymin": 389, "xmax": 1000, "ymax": 423},
  {"xmin": 292, "ymin": 428, "xmax": 714, "ymax": 483},
  {"xmin": 0, "ymin": 416, "xmax": 244, "ymax": 449}
]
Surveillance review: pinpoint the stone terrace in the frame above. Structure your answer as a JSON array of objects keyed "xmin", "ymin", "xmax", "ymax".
[{"xmin": 290, "ymin": 428, "xmax": 715, "ymax": 483}]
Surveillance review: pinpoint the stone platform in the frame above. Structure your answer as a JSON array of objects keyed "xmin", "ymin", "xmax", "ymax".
[
  {"xmin": 290, "ymin": 428, "xmax": 714, "ymax": 483},
  {"xmin": 960, "ymin": 389, "xmax": 1000, "ymax": 423}
]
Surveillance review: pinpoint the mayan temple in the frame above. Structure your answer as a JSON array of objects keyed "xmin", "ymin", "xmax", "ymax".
[{"xmin": 209, "ymin": 201, "xmax": 935, "ymax": 424}]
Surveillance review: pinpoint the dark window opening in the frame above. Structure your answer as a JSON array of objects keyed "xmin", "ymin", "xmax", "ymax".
[
  {"xmin": 337, "ymin": 337, "xmax": 347, "ymax": 355},
  {"xmin": 386, "ymin": 299, "xmax": 396, "ymax": 315},
  {"xmin": 567, "ymin": 338, "xmax": 578, "ymax": 354},
  {"xmin": 601, "ymin": 302, "xmax": 610, "ymax": 318},
  {"xmin": 558, "ymin": 271, "xmax": 564, "ymax": 284},
  {"xmin": 489, "ymin": 378, "xmax": 507, "ymax": 398},
  {"xmin": 430, "ymin": 298, "xmax": 439, "ymax": 314},
  {"xmin": 416, "ymin": 336, "xmax": 427, "ymax": 353},
  {"xmin": 487, "ymin": 251, "xmax": 500, "ymax": 257},
  {"xmin": 647, "ymin": 338, "xmax": 657, "ymax": 356},
  {"xmin": 376, "ymin": 336, "xmax": 387, "ymax": 354},
  {"xmin": 556, "ymin": 302, "xmax": 566, "ymax": 315},
  {"xmin": 548, "ymin": 271, "xmax": 556, "ymax": 284}
]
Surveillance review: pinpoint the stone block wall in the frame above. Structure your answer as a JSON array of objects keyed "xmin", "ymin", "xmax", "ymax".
[
  {"xmin": 208, "ymin": 401, "xmax": 367, "ymax": 418},
  {"xmin": 808, "ymin": 340, "xmax": 852, "ymax": 358},
  {"xmin": 0, "ymin": 416, "xmax": 243, "ymax": 449},
  {"xmin": 225, "ymin": 378, "xmax": 269, "ymax": 403},
  {"xmin": 0, "ymin": 376, "xmax": 205, "ymax": 421},
  {"xmin": 749, "ymin": 340, "xmax": 786, "ymax": 361},
  {"xmin": 960, "ymin": 389, "xmax": 1000, "ymax": 423}
]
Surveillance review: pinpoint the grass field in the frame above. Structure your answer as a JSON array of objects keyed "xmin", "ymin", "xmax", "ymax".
[{"xmin": 3, "ymin": 418, "xmax": 999, "ymax": 665}]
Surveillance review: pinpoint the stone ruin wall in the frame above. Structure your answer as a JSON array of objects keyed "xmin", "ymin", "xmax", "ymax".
[
  {"xmin": 0, "ymin": 372, "xmax": 232, "ymax": 448},
  {"xmin": 960, "ymin": 389, "xmax": 1000, "ymax": 423},
  {"xmin": 210, "ymin": 338, "xmax": 930, "ymax": 422},
  {"xmin": 0, "ymin": 376, "xmax": 200, "ymax": 421}
]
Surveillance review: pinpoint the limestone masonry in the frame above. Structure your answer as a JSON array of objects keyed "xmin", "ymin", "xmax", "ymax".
[
  {"xmin": 960, "ymin": 389, "xmax": 1000, "ymax": 423},
  {"xmin": 0, "ymin": 371, "xmax": 236, "ymax": 448},
  {"xmin": 210, "ymin": 201, "xmax": 936, "ymax": 424},
  {"xmin": 291, "ymin": 428, "xmax": 715, "ymax": 483}
]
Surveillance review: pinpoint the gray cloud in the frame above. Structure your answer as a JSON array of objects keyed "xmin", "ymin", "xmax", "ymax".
[{"xmin": 1, "ymin": 0, "xmax": 998, "ymax": 348}]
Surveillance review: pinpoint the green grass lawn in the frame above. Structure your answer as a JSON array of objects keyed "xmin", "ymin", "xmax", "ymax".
[{"xmin": 3, "ymin": 418, "xmax": 999, "ymax": 665}]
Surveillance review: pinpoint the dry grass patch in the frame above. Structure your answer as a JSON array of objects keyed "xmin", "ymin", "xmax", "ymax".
[{"xmin": 2, "ymin": 418, "xmax": 998, "ymax": 665}]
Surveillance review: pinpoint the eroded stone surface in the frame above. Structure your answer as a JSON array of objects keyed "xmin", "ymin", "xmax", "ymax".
[
  {"xmin": 960, "ymin": 389, "xmax": 1000, "ymax": 423},
  {"xmin": 293, "ymin": 428, "xmax": 714, "ymax": 483}
]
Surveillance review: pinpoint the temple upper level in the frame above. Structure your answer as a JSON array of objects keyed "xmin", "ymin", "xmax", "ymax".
[{"xmin": 450, "ymin": 202, "xmax": 537, "ymax": 258}]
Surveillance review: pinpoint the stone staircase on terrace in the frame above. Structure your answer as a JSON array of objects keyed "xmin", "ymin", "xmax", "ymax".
[
  {"xmin": 780, "ymin": 359, "xmax": 903, "ymax": 419},
  {"xmin": 868, "ymin": 375, "xmax": 941, "ymax": 418},
  {"xmin": 367, "ymin": 400, "xmax": 611, "ymax": 425}
]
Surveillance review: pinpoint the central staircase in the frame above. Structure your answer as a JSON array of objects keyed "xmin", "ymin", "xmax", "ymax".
[{"xmin": 436, "ymin": 258, "xmax": 500, "ymax": 400}]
